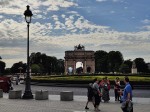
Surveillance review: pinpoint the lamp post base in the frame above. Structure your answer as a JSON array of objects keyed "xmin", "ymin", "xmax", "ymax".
[{"xmin": 22, "ymin": 91, "xmax": 33, "ymax": 99}]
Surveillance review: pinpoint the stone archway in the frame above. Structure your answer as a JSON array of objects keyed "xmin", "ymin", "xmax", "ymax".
[{"xmin": 64, "ymin": 44, "xmax": 95, "ymax": 74}]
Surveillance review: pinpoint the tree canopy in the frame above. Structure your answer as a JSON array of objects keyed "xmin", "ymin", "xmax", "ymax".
[
  {"xmin": 1, "ymin": 49, "xmax": 150, "ymax": 75},
  {"xmin": 29, "ymin": 52, "xmax": 64, "ymax": 75},
  {"xmin": 134, "ymin": 58, "xmax": 148, "ymax": 73},
  {"xmin": 0, "ymin": 60, "xmax": 6, "ymax": 76},
  {"xmin": 95, "ymin": 50, "xmax": 124, "ymax": 73}
]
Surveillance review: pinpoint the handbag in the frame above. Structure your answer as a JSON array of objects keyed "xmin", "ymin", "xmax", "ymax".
[
  {"xmin": 127, "ymin": 100, "xmax": 133, "ymax": 111},
  {"xmin": 121, "ymin": 100, "xmax": 133, "ymax": 112},
  {"xmin": 121, "ymin": 101, "xmax": 127, "ymax": 110}
]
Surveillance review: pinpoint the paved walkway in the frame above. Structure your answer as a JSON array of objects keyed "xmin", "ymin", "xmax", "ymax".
[
  {"xmin": 1, "ymin": 93, "xmax": 150, "ymax": 112},
  {"xmin": 1, "ymin": 84, "xmax": 150, "ymax": 112},
  {"xmin": 9, "ymin": 84, "xmax": 150, "ymax": 97}
]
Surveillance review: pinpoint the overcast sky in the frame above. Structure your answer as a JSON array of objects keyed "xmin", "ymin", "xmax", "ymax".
[{"xmin": 0, "ymin": 0, "xmax": 150, "ymax": 68}]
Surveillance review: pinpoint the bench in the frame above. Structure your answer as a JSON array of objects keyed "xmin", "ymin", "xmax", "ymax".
[
  {"xmin": 9, "ymin": 90, "xmax": 22, "ymax": 99},
  {"xmin": 0, "ymin": 89, "xmax": 3, "ymax": 98},
  {"xmin": 35, "ymin": 90, "xmax": 48, "ymax": 100},
  {"xmin": 60, "ymin": 91, "xmax": 73, "ymax": 101}
]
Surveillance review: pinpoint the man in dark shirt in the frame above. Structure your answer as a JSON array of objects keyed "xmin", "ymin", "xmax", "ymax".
[
  {"xmin": 85, "ymin": 83, "xmax": 94, "ymax": 109},
  {"xmin": 93, "ymin": 78, "xmax": 102, "ymax": 111}
]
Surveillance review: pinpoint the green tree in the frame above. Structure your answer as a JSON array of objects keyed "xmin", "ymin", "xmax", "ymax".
[
  {"xmin": 4, "ymin": 68, "xmax": 11, "ymax": 75},
  {"xmin": 119, "ymin": 63, "xmax": 130, "ymax": 73},
  {"xmin": 30, "ymin": 52, "xmax": 47, "ymax": 74},
  {"xmin": 31, "ymin": 64, "xmax": 41, "ymax": 75},
  {"xmin": 0, "ymin": 60, "xmax": 6, "ymax": 76},
  {"xmin": 123, "ymin": 59, "xmax": 133, "ymax": 73},
  {"xmin": 95, "ymin": 50, "xmax": 108, "ymax": 73},
  {"xmin": 11, "ymin": 61, "xmax": 26, "ymax": 74},
  {"xmin": 134, "ymin": 58, "xmax": 148, "ymax": 73},
  {"xmin": 108, "ymin": 51, "xmax": 124, "ymax": 73},
  {"xmin": 29, "ymin": 52, "xmax": 64, "ymax": 75},
  {"xmin": 124, "ymin": 59, "xmax": 132, "ymax": 69},
  {"xmin": 56, "ymin": 59, "xmax": 64, "ymax": 74}
]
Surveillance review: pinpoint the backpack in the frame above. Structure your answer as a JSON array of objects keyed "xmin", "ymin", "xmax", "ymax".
[
  {"xmin": 92, "ymin": 83, "xmax": 99, "ymax": 95},
  {"xmin": 88, "ymin": 86, "xmax": 94, "ymax": 97}
]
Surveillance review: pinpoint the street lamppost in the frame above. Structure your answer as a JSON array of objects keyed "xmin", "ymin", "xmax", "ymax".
[
  {"xmin": 22, "ymin": 5, "xmax": 33, "ymax": 99},
  {"xmin": 18, "ymin": 67, "xmax": 23, "ymax": 76},
  {"xmin": 0, "ymin": 57, "xmax": 2, "ymax": 75}
]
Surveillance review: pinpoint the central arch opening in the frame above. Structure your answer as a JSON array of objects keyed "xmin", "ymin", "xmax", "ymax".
[
  {"xmin": 76, "ymin": 62, "xmax": 83, "ymax": 74},
  {"xmin": 68, "ymin": 67, "xmax": 73, "ymax": 75}
]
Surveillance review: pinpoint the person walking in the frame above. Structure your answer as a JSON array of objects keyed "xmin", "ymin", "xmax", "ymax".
[
  {"xmin": 100, "ymin": 77, "xmax": 110, "ymax": 102},
  {"xmin": 121, "ymin": 76, "xmax": 133, "ymax": 112},
  {"xmin": 114, "ymin": 77, "xmax": 121, "ymax": 101},
  {"xmin": 93, "ymin": 78, "xmax": 102, "ymax": 111},
  {"xmin": 85, "ymin": 83, "xmax": 95, "ymax": 109}
]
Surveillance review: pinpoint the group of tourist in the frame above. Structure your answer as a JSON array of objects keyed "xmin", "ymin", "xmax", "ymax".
[{"xmin": 85, "ymin": 76, "xmax": 133, "ymax": 112}]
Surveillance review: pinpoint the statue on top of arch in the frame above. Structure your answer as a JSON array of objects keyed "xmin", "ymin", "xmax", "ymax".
[{"xmin": 74, "ymin": 44, "xmax": 85, "ymax": 50}]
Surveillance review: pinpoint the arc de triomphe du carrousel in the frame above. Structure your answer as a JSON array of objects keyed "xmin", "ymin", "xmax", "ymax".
[{"xmin": 64, "ymin": 44, "xmax": 95, "ymax": 74}]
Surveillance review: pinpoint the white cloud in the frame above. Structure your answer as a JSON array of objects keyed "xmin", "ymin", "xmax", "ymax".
[
  {"xmin": 61, "ymin": 14, "xmax": 66, "ymax": 18},
  {"xmin": 0, "ymin": 7, "xmax": 23, "ymax": 15},
  {"xmin": 65, "ymin": 17, "xmax": 75, "ymax": 30},
  {"xmin": 54, "ymin": 21, "xmax": 65, "ymax": 29},
  {"xmin": 112, "ymin": 0, "xmax": 123, "ymax": 2},
  {"xmin": 110, "ymin": 10, "xmax": 115, "ymax": 14},
  {"xmin": 69, "ymin": 15, "xmax": 74, "ymax": 20},
  {"xmin": 42, "ymin": 0, "xmax": 77, "ymax": 11},
  {"xmin": 47, "ymin": 5, "xmax": 59, "ymax": 11},
  {"xmin": 67, "ymin": 11, "xmax": 80, "ymax": 17},
  {"xmin": 0, "ymin": 0, "xmax": 77, "ymax": 15},
  {"xmin": 0, "ymin": 15, "xmax": 3, "ymax": 19},
  {"xmin": 124, "ymin": 7, "xmax": 128, "ymax": 9},
  {"xmin": 1, "ymin": 22, "xmax": 150, "ymax": 67},
  {"xmin": 1, "ymin": 0, "xmax": 150, "ymax": 68},
  {"xmin": 96, "ymin": 0, "xmax": 107, "ymax": 2},
  {"xmin": 142, "ymin": 19, "xmax": 150, "ymax": 24},
  {"xmin": 0, "ymin": 47, "xmax": 27, "ymax": 67},
  {"xmin": 0, "ymin": 0, "xmax": 39, "ymax": 15},
  {"xmin": 35, "ymin": 14, "xmax": 43, "ymax": 19},
  {"xmin": 96, "ymin": 0, "xmax": 123, "ymax": 2},
  {"xmin": 140, "ymin": 25, "xmax": 150, "ymax": 31},
  {"xmin": 52, "ymin": 15, "xmax": 59, "ymax": 21},
  {"xmin": 0, "ymin": 19, "xmax": 26, "ymax": 39}
]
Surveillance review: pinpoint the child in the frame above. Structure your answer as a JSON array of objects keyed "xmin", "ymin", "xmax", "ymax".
[{"xmin": 85, "ymin": 83, "xmax": 95, "ymax": 109}]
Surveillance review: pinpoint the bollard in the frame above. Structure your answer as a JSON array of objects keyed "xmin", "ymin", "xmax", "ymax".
[
  {"xmin": 60, "ymin": 91, "xmax": 73, "ymax": 101},
  {"xmin": 0, "ymin": 89, "xmax": 3, "ymax": 98},
  {"xmin": 35, "ymin": 90, "xmax": 48, "ymax": 100},
  {"xmin": 9, "ymin": 90, "xmax": 22, "ymax": 99}
]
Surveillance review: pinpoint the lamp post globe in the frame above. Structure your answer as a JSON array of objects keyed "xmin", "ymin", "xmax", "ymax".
[
  {"xmin": 22, "ymin": 5, "xmax": 33, "ymax": 99},
  {"xmin": 24, "ymin": 5, "xmax": 33, "ymax": 23}
]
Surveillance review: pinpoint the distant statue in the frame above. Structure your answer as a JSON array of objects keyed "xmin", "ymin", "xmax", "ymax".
[
  {"xmin": 74, "ymin": 44, "xmax": 85, "ymax": 50},
  {"xmin": 78, "ymin": 44, "xmax": 82, "ymax": 49},
  {"xmin": 132, "ymin": 61, "xmax": 136, "ymax": 69},
  {"xmin": 131, "ymin": 61, "xmax": 137, "ymax": 74}
]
